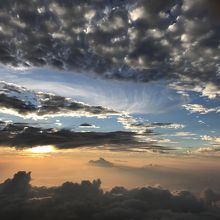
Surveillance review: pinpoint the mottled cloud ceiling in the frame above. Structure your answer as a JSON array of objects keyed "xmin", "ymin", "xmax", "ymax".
[{"xmin": 0, "ymin": 0, "xmax": 220, "ymax": 89}]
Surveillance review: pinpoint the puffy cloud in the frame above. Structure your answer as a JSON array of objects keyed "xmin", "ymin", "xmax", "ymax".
[
  {"xmin": 0, "ymin": 171, "xmax": 219, "ymax": 220},
  {"xmin": 201, "ymin": 135, "xmax": 220, "ymax": 144},
  {"xmin": 0, "ymin": 0, "xmax": 220, "ymax": 97},
  {"xmin": 0, "ymin": 171, "xmax": 31, "ymax": 196}
]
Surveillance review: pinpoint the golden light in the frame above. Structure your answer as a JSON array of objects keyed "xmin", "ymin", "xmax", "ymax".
[{"xmin": 28, "ymin": 145, "xmax": 55, "ymax": 154}]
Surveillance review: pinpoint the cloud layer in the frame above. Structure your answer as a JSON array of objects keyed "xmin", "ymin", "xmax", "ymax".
[
  {"xmin": 0, "ymin": 171, "xmax": 219, "ymax": 220},
  {"xmin": 0, "ymin": 0, "xmax": 220, "ymax": 91},
  {"xmin": 0, "ymin": 81, "xmax": 117, "ymax": 118},
  {"xmin": 0, "ymin": 120, "xmax": 167, "ymax": 152}
]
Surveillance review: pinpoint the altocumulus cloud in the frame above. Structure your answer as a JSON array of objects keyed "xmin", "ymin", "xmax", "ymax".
[
  {"xmin": 0, "ymin": 0, "xmax": 220, "ymax": 95},
  {"xmin": 0, "ymin": 171, "xmax": 219, "ymax": 220}
]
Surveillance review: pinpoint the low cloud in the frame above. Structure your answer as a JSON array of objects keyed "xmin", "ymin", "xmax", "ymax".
[
  {"xmin": 79, "ymin": 123, "xmax": 99, "ymax": 129},
  {"xmin": 0, "ymin": 171, "xmax": 219, "ymax": 220},
  {"xmin": 88, "ymin": 158, "xmax": 114, "ymax": 168},
  {"xmin": 0, "ymin": 120, "xmax": 170, "ymax": 152}
]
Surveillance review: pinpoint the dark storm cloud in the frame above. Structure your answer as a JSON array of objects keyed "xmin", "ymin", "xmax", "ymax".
[
  {"xmin": 0, "ymin": 81, "xmax": 118, "ymax": 117},
  {"xmin": 0, "ymin": 0, "xmax": 220, "ymax": 90},
  {"xmin": 0, "ymin": 171, "xmax": 220, "ymax": 220},
  {"xmin": 0, "ymin": 120, "xmax": 166, "ymax": 152}
]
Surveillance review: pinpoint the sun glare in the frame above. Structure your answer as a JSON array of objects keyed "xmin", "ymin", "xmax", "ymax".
[{"xmin": 28, "ymin": 145, "xmax": 55, "ymax": 154}]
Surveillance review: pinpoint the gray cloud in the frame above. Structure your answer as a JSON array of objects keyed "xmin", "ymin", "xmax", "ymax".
[
  {"xmin": 0, "ymin": 171, "xmax": 219, "ymax": 220},
  {"xmin": 79, "ymin": 123, "xmax": 99, "ymax": 129},
  {"xmin": 0, "ymin": 120, "xmax": 167, "ymax": 152},
  {"xmin": 88, "ymin": 157, "xmax": 114, "ymax": 168},
  {"xmin": 0, "ymin": 81, "xmax": 118, "ymax": 118},
  {"xmin": 0, "ymin": 0, "xmax": 220, "ymax": 93}
]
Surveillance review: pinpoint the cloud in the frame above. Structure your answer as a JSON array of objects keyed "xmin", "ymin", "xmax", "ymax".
[
  {"xmin": 0, "ymin": 171, "xmax": 31, "ymax": 196},
  {"xmin": 118, "ymin": 115, "xmax": 185, "ymax": 134},
  {"xmin": 182, "ymin": 104, "xmax": 220, "ymax": 114},
  {"xmin": 0, "ymin": 0, "xmax": 220, "ymax": 97},
  {"xmin": 201, "ymin": 135, "xmax": 220, "ymax": 144},
  {"xmin": 0, "ymin": 171, "xmax": 219, "ymax": 220},
  {"xmin": 0, "ymin": 120, "xmax": 170, "ymax": 152},
  {"xmin": 88, "ymin": 158, "xmax": 114, "ymax": 168},
  {"xmin": 194, "ymin": 146, "xmax": 220, "ymax": 154},
  {"xmin": 79, "ymin": 123, "xmax": 99, "ymax": 129},
  {"xmin": 0, "ymin": 81, "xmax": 118, "ymax": 119},
  {"xmin": 173, "ymin": 132, "xmax": 196, "ymax": 137}
]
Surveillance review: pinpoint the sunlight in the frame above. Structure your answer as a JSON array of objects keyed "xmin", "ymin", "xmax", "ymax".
[{"xmin": 28, "ymin": 145, "xmax": 55, "ymax": 154}]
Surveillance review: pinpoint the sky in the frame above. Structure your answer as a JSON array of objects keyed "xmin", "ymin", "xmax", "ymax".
[{"xmin": 0, "ymin": 1, "xmax": 220, "ymax": 219}]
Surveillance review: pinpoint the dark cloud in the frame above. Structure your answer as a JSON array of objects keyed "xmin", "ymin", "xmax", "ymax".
[
  {"xmin": 0, "ymin": 171, "xmax": 31, "ymax": 196},
  {"xmin": 88, "ymin": 157, "xmax": 114, "ymax": 168},
  {"xmin": 0, "ymin": 121, "xmax": 165, "ymax": 152},
  {"xmin": 80, "ymin": 123, "xmax": 94, "ymax": 127},
  {"xmin": 0, "ymin": 81, "xmax": 118, "ymax": 117},
  {"xmin": 0, "ymin": 0, "xmax": 220, "ymax": 90},
  {"xmin": 79, "ymin": 123, "xmax": 99, "ymax": 128},
  {"xmin": 0, "ymin": 171, "xmax": 219, "ymax": 220}
]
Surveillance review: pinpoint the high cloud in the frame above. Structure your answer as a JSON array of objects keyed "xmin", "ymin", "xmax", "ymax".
[
  {"xmin": 0, "ymin": 0, "xmax": 220, "ymax": 96},
  {"xmin": 0, "ymin": 171, "xmax": 219, "ymax": 220}
]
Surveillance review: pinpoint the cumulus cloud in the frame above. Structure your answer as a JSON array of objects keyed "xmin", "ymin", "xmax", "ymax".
[
  {"xmin": 0, "ymin": 171, "xmax": 219, "ymax": 220},
  {"xmin": 0, "ymin": 0, "xmax": 220, "ymax": 97},
  {"xmin": 201, "ymin": 135, "xmax": 220, "ymax": 144},
  {"xmin": 0, "ymin": 81, "xmax": 118, "ymax": 118},
  {"xmin": 0, "ymin": 171, "xmax": 31, "ymax": 196}
]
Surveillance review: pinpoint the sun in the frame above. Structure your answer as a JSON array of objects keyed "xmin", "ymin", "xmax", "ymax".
[{"xmin": 28, "ymin": 145, "xmax": 55, "ymax": 154}]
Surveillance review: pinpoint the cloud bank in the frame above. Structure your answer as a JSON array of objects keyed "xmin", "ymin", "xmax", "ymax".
[
  {"xmin": 0, "ymin": 120, "xmax": 168, "ymax": 152},
  {"xmin": 0, "ymin": 171, "xmax": 219, "ymax": 220}
]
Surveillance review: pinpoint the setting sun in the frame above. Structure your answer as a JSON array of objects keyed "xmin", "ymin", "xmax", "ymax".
[{"xmin": 28, "ymin": 145, "xmax": 55, "ymax": 154}]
